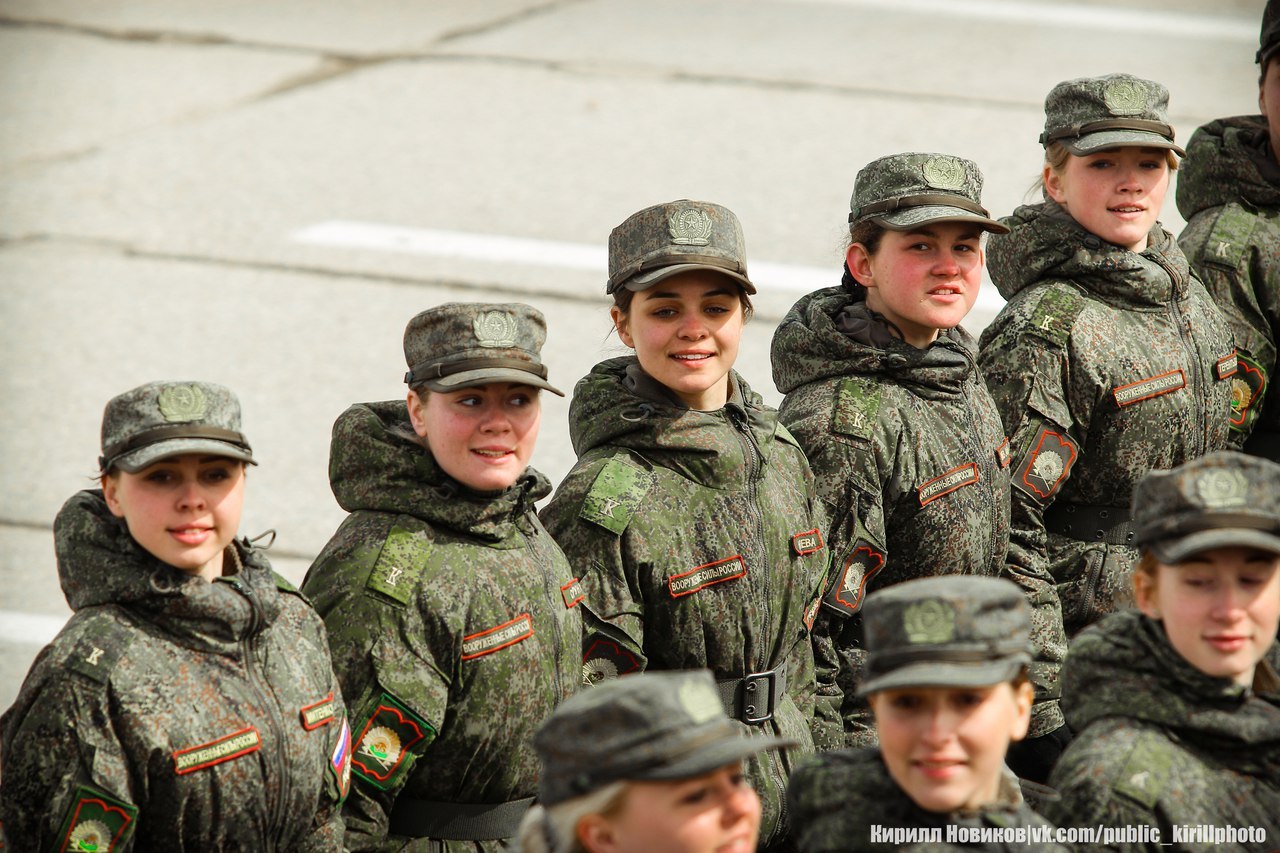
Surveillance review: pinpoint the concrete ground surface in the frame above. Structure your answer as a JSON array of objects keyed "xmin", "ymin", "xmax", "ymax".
[{"xmin": 0, "ymin": 0, "xmax": 1267, "ymax": 709}]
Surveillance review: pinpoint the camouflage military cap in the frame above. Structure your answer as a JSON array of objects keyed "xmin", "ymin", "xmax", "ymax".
[
  {"xmin": 1260, "ymin": 0, "xmax": 1280, "ymax": 66},
  {"xmin": 535, "ymin": 670, "xmax": 794, "ymax": 806},
  {"xmin": 849, "ymin": 152, "xmax": 1009, "ymax": 234},
  {"xmin": 1040, "ymin": 73, "xmax": 1185, "ymax": 156},
  {"xmin": 403, "ymin": 302, "xmax": 564, "ymax": 396},
  {"xmin": 99, "ymin": 380, "xmax": 255, "ymax": 474},
  {"xmin": 859, "ymin": 576, "xmax": 1033, "ymax": 695},
  {"xmin": 1131, "ymin": 451, "xmax": 1280, "ymax": 564},
  {"xmin": 606, "ymin": 200, "xmax": 756, "ymax": 295}
]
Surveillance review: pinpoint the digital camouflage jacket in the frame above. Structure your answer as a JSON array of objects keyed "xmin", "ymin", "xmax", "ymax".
[
  {"xmin": 1048, "ymin": 610, "xmax": 1280, "ymax": 848},
  {"xmin": 979, "ymin": 202, "xmax": 1234, "ymax": 660},
  {"xmin": 1177, "ymin": 115, "xmax": 1280, "ymax": 461},
  {"xmin": 301, "ymin": 401, "xmax": 580, "ymax": 853},
  {"xmin": 539, "ymin": 358, "xmax": 831, "ymax": 849},
  {"xmin": 788, "ymin": 748, "xmax": 1066, "ymax": 852},
  {"xmin": 771, "ymin": 288, "xmax": 1060, "ymax": 742},
  {"xmin": 0, "ymin": 490, "xmax": 348, "ymax": 852}
]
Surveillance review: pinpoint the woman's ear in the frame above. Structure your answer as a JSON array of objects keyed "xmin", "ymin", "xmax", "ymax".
[
  {"xmin": 610, "ymin": 305, "xmax": 634, "ymax": 349},
  {"xmin": 845, "ymin": 243, "xmax": 876, "ymax": 290},
  {"xmin": 577, "ymin": 813, "xmax": 620, "ymax": 853},
  {"xmin": 102, "ymin": 474, "xmax": 125, "ymax": 518},
  {"xmin": 1043, "ymin": 163, "xmax": 1067, "ymax": 205},
  {"xmin": 1134, "ymin": 569, "xmax": 1161, "ymax": 620},
  {"xmin": 406, "ymin": 390, "xmax": 429, "ymax": 439},
  {"xmin": 1008, "ymin": 680, "xmax": 1035, "ymax": 743}
]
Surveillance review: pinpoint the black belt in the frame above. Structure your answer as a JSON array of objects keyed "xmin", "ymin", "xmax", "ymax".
[
  {"xmin": 1043, "ymin": 503, "xmax": 1135, "ymax": 546},
  {"xmin": 388, "ymin": 795, "xmax": 534, "ymax": 840},
  {"xmin": 716, "ymin": 665, "xmax": 786, "ymax": 725}
]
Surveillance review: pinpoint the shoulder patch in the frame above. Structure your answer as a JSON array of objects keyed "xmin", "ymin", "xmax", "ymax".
[
  {"xmin": 351, "ymin": 692, "xmax": 435, "ymax": 791},
  {"xmin": 66, "ymin": 624, "xmax": 131, "ymax": 685},
  {"xmin": 1013, "ymin": 427, "xmax": 1078, "ymax": 502},
  {"xmin": 581, "ymin": 456, "xmax": 655, "ymax": 535},
  {"xmin": 1199, "ymin": 204, "xmax": 1257, "ymax": 270},
  {"xmin": 366, "ymin": 526, "xmax": 427, "ymax": 606},
  {"xmin": 791, "ymin": 528, "xmax": 824, "ymax": 557},
  {"xmin": 560, "ymin": 577, "xmax": 585, "ymax": 609},
  {"xmin": 1112, "ymin": 732, "xmax": 1171, "ymax": 808},
  {"xmin": 1230, "ymin": 351, "xmax": 1267, "ymax": 433},
  {"xmin": 330, "ymin": 718, "xmax": 352, "ymax": 803},
  {"xmin": 583, "ymin": 634, "xmax": 642, "ymax": 685},
  {"xmin": 1026, "ymin": 286, "xmax": 1086, "ymax": 347},
  {"xmin": 822, "ymin": 539, "xmax": 886, "ymax": 617},
  {"xmin": 832, "ymin": 377, "xmax": 879, "ymax": 440},
  {"xmin": 300, "ymin": 692, "xmax": 337, "ymax": 730},
  {"xmin": 55, "ymin": 785, "xmax": 137, "ymax": 853}
]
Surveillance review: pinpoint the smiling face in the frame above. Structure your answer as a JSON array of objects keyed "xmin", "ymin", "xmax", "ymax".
[
  {"xmin": 1135, "ymin": 546, "xmax": 1280, "ymax": 686},
  {"xmin": 869, "ymin": 681, "xmax": 1032, "ymax": 814},
  {"xmin": 408, "ymin": 382, "xmax": 542, "ymax": 493},
  {"xmin": 577, "ymin": 763, "xmax": 761, "ymax": 853},
  {"xmin": 847, "ymin": 222, "xmax": 985, "ymax": 349},
  {"xmin": 611, "ymin": 271, "xmax": 746, "ymax": 411},
  {"xmin": 1044, "ymin": 146, "xmax": 1171, "ymax": 252},
  {"xmin": 103, "ymin": 454, "xmax": 246, "ymax": 582}
]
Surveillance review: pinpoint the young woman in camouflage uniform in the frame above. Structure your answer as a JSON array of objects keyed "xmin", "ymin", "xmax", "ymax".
[
  {"xmin": 0, "ymin": 381, "xmax": 349, "ymax": 851},
  {"xmin": 1047, "ymin": 452, "xmax": 1280, "ymax": 842},
  {"xmin": 540, "ymin": 200, "xmax": 831, "ymax": 851},
  {"xmin": 769, "ymin": 152, "xmax": 1059, "ymax": 752},
  {"xmin": 1177, "ymin": 0, "xmax": 1280, "ymax": 461},
  {"xmin": 978, "ymin": 73, "xmax": 1237, "ymax": 780},
  {"xmin": 300, "ymin": 302, "xmax": 581, "ymax": 851}
]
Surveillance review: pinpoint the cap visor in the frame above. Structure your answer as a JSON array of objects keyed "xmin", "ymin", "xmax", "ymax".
[
  {"xmin": 858, "ymin": 658, "xmax": 1026, "ymax": 696},
  {"xmin": 114, "ymin": 439, "xmax": 257, "ymax": 473},
  {"xmin": 1063, "ymin": 130, "xmax": 1185, "ymax": 157},
  {"xmin": 633, "ymin": 732, "xmax": 798, "ymax": 783},
  {"xmin": 872, "ymin": 205, "xmax": 1010, "ymax": 235},
  {"xmin": 622, "ymin": 263, "xmax": 756, "ymax": 295},
  {"xmin": 1150, "ymin": 529, "xmax": 1280, "ymax": 564},
  {"xmin": 424, "ymin": 367, "xmax": 564, "ymax": 397}
]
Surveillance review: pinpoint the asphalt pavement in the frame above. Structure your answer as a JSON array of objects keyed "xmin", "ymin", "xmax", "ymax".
[{"xmin": 0, "ymin": 0, "xmax": 1266, "ymax": 709}]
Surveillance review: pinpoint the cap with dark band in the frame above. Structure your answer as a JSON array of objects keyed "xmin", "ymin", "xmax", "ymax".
[
  {"xmin": 402, "ymin": 302, "xmax": 564, "ymax": 397},
  {"xmin": 848, "ymin": 153, "xmax": 1009, "ymax": 234},
  {"xmin": 1040, "ymin": 73, "xmax": 1184, "ymax": 156},
  {"xmin": 607, "ymin": 200, "xmax": 756, "ymax": 296},
  {"xmin": 99, "ymin": 381, "xmax": 256, "ymax": 474}
]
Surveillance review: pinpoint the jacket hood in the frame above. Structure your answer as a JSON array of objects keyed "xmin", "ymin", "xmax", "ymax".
[
  {"xmin": 328, "ymin": 400, "xmax": 551, "ymax": 542},
  {"xmin": 771, "ymin": 286, "xmax": 978, "ymax": 399},
  {"xmin": 1177, "ymin": 116, "xmax": 1280, "ymax": 219},
  {"xmin": 53, "ymin": 489, "xmax": 283, "ymax": 652},
  {"xmin": 1062, "ymin": 610, "xmax": 1280, "ymax": 775},
  {"xmin": 567, "ymin": 357, "xmax": 782, "ymax": 486},
  {"xmin": 987, "ymin": 201, "xmax": 1188, "ymax": 308}
]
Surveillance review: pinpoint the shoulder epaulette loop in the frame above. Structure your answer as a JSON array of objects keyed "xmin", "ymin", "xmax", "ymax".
[{"xmin": 580, "ymin": 454, "xmax": 655, "ymax": 535}]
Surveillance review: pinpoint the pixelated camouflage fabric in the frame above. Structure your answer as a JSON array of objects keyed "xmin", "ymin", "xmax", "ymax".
[
  {"xmin": 1177, "ymin": 115, "xmax": 1280, "ymax": 459},
  {"xmin": 302, "ymin": 401, "xmax": 580, "ymax": 852},
  {"xmin": 771, "ymin": 288, "xmax": 1048, "ymax": 745},
  {"xmin": 540, "ymin": 357, "xmax": 830, "ymax": 848},
  {"xmin": 1047, "ymin": 610, "xmax": 1280, "ymax": 840},
  {"xmin": 0, "ymin": 490, "xmax": 346, "ymax": 850},
  {"xmin": 788, "ymin": 748, "xmax": 1066, "ymax": 852}
]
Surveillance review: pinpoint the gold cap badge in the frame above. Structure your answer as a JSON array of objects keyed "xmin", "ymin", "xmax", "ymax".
[
  {"xmin": 667, "ymin": 207, "xmax": 713, "ymax": 246},
  {"xmin": 157, "ymin": 384, "xmax": 208, "ymax": 423}
]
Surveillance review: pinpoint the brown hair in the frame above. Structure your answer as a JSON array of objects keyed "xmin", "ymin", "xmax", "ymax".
[{"xmin": 610, "ymin": 279, "xmax": 754, "ymax": 321}]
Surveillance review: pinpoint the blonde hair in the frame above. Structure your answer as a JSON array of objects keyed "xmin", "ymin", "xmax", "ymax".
[
  {"xmin": 516, "ymin": 782, "xmax": 629, "ymax": 853},
  {"xmin": 1032, "ymin": 141, "xmax": 1179, "ymax": 199}
]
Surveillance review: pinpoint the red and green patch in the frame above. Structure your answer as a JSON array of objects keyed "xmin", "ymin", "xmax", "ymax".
[
  {"xmin": 56, "ymin": 786, "xmax": 137, "ymax": 853},
  {"xmin": 351, "ymin": 694, "xmax": 434, "ymax": 791}
]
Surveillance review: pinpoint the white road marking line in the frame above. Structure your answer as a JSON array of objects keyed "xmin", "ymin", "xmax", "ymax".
[
  {"xmin": 770, "ymin": 0, "xmax": 1256, "ymax": 41},
  {"xmin": 0, "ymin": 611, "xmax": 68, "ymax": 646},
  {"xmin": 290, "ymin": 220, "xmax": 1008, "ymax": 315}
]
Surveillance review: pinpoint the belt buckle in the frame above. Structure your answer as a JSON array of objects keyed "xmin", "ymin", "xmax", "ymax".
[{"xmin": 739, "ymin": 669, "xmax": 777, "ymax": 724}]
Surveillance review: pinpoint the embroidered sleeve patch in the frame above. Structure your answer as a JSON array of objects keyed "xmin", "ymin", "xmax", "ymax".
[
  {"xmin": 833, "ymin": 378, "xmax": 880, "ymax": 440},
  {"xmin": 917, "ymin": 464, "xmax": 979, "ymax": 506},
  {"xmin": 462, "ymin": 613, "xmax": 534, "ymax": 660},
  {"xmin": 1112, "ymin": 369, "xmax": 1185, "ymax": 407},
  {"xmin": 583, "ymin": 635, "xmax": 642, "ymax": 684},
  {"xmin": 1216, "ymin": 351, "xmax": 1238, "ymax": 380},
  {"xmin": 1027, "ymin": 287, "xmax": 1085, "ymax": 347},
  {"xmin": 330, "ymin": 718, "xmax": 352, "ymax": 802},
  {"xmin": 1230, "ymin": 352, "xmax": 1266, "ymax": 431},
  {"xmin": 581, "ymin": 456, "xmax": 655, "ymax": 535},
  {"xmin": 366, "ymin": 526, "xmax": 427, "ymax": 606},
  {"xmin": 300, "ymin": 692, "xmax": 336, "ymax": 730},
  {"xmin": 791, "ymin": 528, "xmax": 824, "ymax": 556},
  {"xmin": 561, "ymin": 578, "xmax": 585, "ymax": 609},
  {"xmin": 67, "ymin": 629, "xmax": 129, "ymax": 685},
  {"xmin": 668, "ymin": 556, "xmax": 747, "ymax": 598},
  {"xmin": 173, "ymin": 726, "xmax": 262, "ymax": 775},
  {"xmin": 55, "ymin": 786, "xmax": 137, "ymax": 853},
  {"xmin": 804, "ymin": 594, "xmax": 821, "ymax": 631},
  {"xmin": 1013, "ymin": 428, "xmax": 1078, "ymax": 501},
  {"xmin": 1200, "ymin": 204, "xmax": 1254, "ymax": 270},
  {"xmin": 352, "ymin": 693, "xmax": 434, "ymax": 791},
  {"xmin": 822, "ymin": 540, "xmax": 886, "ymax": 616},
  {"xmin": 995, "ymin": 438, "xmax": 1012, "ymax": 469}
]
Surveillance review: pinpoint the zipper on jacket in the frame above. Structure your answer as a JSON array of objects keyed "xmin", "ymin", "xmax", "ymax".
[
  {"xmin": 962, "ymin": 378, "xmax": 1002, "ymax": 576},
  {"xmin": 1157, "ymin": 257, "xmax": 1207, "ymax": 457},
  {"xmin": 727, "ymin": 406, "xmax": 769, "ymax": 672},
  {"xmin": 525, "ymin": 520, "xmax": 567, "ymax": 699}
]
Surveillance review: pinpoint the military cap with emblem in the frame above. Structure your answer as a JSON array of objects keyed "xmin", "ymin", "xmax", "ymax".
[
  {"xmin": 403, "ymin": 302, "xmax": 564, "ymax": 396},
  {"xmin": 606, "ymin": 199, "xmax": 756, "ymax": 296},
  {"xmin": 98, "ymin": 380, "xmax": 255, "ymax": 474},
  {"xmin": 1259, "ymin": 0, "xmax": 1280, "ymax": 66},
  {"xmin": 1040, "ymin": 72, "xmax": 1185, "ymax": 156},
  {"xmin": 534, "ymin": 669, "xmax": 795, "ymax": 806},
  {"xmin": 1131, "ymin": 451, "xmax": 1280, "ymax": 564},
  {"xmin": 849, "ymin": 152, "xmax": 1009, "ymax": 234},
  {"xmin": 858, "ymin": 575, "xmax": 1033, "ymax": 695}
]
